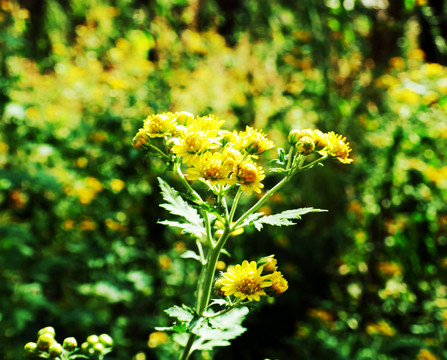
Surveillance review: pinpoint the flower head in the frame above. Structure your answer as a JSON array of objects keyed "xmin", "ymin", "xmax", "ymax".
[
  {"xmin": 221, "ymin": 260, "xmax": 272, "ymax": 301},
  {"xmin": 324, "ymin": 131, "xmax": 353, "ymax": 164},
  {"xmin": 239, "ymin": 126, "xmax": 274, "ymax": 155},
  {"xmin": 234, "ymin": 159, "xmax": 265, "ymax": 195},
  {"xmin": 171, "ymin": 130, "xmax": 220, "ymax": 164},
  {"xmin": 143, "ymin": 113, "xmax": 177, "ymax": 138},
  {"xmin": 187, "ymin": 151, "xmax": 235, "ymax": 186},
  {"xmin": 265, "ymin": 271, "xmax": 289, "ymax": 297},
  {"xmin": 257, "ymin": 254, "xmax": 278, "ymax": 274}
]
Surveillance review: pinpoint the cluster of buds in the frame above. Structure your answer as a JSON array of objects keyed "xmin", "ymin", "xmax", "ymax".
[
  {"xmin": 24, "ymin": 326, "xmax": 113, "ymax": 359},
  {"xmin": 288, "ymin": 128, "xmax": 353, "ymax": 164}
]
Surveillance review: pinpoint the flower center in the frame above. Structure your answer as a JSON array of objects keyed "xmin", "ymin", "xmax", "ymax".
[{"xmin": 236, "ymin": 273, "xmax": 260, "ymax": 294}]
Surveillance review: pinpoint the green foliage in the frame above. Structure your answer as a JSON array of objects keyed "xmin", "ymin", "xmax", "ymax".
[
  {"xmin": 252, "ymin": 208, "xmax": 327, "ymax": 231},
  {"xmin": 0, "ymin": 0, "xmax": 446, "ymax": 359}
]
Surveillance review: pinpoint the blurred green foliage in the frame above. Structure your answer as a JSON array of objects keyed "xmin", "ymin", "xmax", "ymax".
[{"xmin": 1, "ymin": 0, "xmax": 446, "ymax": 359}]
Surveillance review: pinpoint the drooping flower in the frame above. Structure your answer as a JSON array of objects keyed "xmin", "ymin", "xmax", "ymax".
[
  {"xmin": 132, "ymin": 128, "xmax": 151, "ymax": 150},
  {"xmin": 234, "ymin": 159, "xmax": 265, "ymax": 195},
  {"xmin": 288, "ymin": 128, "xmax": 327, "ymax": 151},
  {"xmin": 265, "ymin": 271, "xmax": 289, "ymax": 297},
  {"xmin": 324, "ymin": 131, "xmax": 353, "ymax": 164},
  {"xmin": 221, "ymin": 260, "xmax": 272, "ymax": 301},
  {"xmin": 257, "ymin": 254, "xmax": 278, "ymax": 274}
]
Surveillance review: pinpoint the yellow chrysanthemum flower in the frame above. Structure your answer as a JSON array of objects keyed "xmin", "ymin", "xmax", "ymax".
[
  {"xmin": 143, "ymin": 113, "xmax": 177, "ymax": 138},
  {"xmin": 324, "ymin": 131, "xmax": 353, "ymax": 164},
  {"xmin": 234, "ymin": 159, "xmax": 265, "ymax": 195},
  {"xmin": 171, "ymin": 130, "xmax": 220, "ymax": 164},
  {"xmin": 239, "ymin": 126, "xmax": 274, "ymax": 155},
  {"xmin": 221, "ymin": 260, "xmax": 272, "ymax": 301},
  {"xmin": 187, "ymin": 151, "xmax": 235, "ymax": 186},
  {"xmin": 266, "ymin": 271, "xmax": 289, "ymax": 297}
]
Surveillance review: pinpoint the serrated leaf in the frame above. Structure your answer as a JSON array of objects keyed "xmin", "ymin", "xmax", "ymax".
[
  {"xmin": 239, "ymin": 212, "xmax": 264, "ymax": 228},
  {"xmin": 208, "ymin": 298, "xmax": 229, "ymax": 307},
  {"xmin": 180, "ymin": 250, "xmax": 202, "ymax": 262},
  {"xmin": 253, "ymin": 208, "xmax": 327, "ymax": 231},
  {"xmin": 191, "ymin": 307, "xmax": 249, "ymax": 351},
  {"xmin": 158, "ymin": 177, "xmax": 205, "ymax": 236},
  {"xmin": 164, "ymin": 305, "xmax": 195, "ymax": 322}
]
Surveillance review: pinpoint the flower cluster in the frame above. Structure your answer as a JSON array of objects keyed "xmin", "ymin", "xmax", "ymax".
[
  {"xmin": 24, "ymin": 326, "xmax": 113, "ymax": 359},
  {"xmin": 214, "ymin": 255, "xmax": 288, "ymax": 302},
  {"xmin": 133, "ymin": 112, "xmax": 274, "ymax": 194},
  {"xmin": 288, "ymin": 128, "xmax": 353, "ymax": 164}
]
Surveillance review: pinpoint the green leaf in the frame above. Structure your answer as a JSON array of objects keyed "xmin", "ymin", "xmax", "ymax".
[
  {"xmin": 253, "ymin": 208, "xmax": 327, "ymax": 231},
  {"xmin": 164, "ymin": 305, "xmax": 195, "ymax": 323},
  {"xmin": 158, "ymin": 177, "xmax": 205, "ymax": 237},
  {"xmin": 239, "ymin": 212, "xmax": 264, "ymax": 228},
  {"xmin": 180, "ymin": 250, "xmax": 202, "ymax": 262},
  {"xmin": 191, "ymin": 307, "xmax": 249, "ymax": 351}
]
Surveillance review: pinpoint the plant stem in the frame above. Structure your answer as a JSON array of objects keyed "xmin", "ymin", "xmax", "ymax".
[{"xmin": 180, "ymin": 229, "xmax": 231, "ymax": 360}]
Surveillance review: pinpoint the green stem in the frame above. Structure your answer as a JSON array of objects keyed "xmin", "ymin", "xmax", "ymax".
[
  {"xmin": 232, "ymin": 175, "xmax": 289, "ymax": 231},
  {"xmin": 180, "ymin": 229, "xmax": 231, "ymax": 360},
  {"xmin": 149, "ymin": 144, "xmax": 170, "ymax": 160},
  {"xmin": 228, "ymin": 187, "xmax": 242, "ymax": 224}
]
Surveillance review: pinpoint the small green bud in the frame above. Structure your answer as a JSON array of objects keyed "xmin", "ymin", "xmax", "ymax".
[
  {"xmin": 213, "ymin": 277, "xmax": 225, "ymax": 297},
  {"xmin": 37, "ymin": 333, "xmax": 55, "ymax": 350},
  {"xmin": 24, "ymin": 342, "xmax": 38, "ymax": 357},
  {"xmin": 86, "ymin": 334, "xmax": 99, "ymax": 345},
  {"xmin": 48, "ymin": 343, "xmax": 63, "ymax": 358},
  {"xmin": 37, "ymin": 326, "xmax": 56, "ymax": 338},
  {"xmin": 98, "ymin": 333, "xmax": 113, "ymax": 347},
  {"xmin": 93, "ymin": 342, "xmax": 105, "ymax": 354},
  {"xmin": 81, "ymin": 342, "xmax": 91, "ymax": 354},
  {"xmin": 296, "ymin": 136, "xmax": 315, "ymax": 155},
  {"xmin": 62, "ymin": 337, "xmax": 77, "ymax": 351}
]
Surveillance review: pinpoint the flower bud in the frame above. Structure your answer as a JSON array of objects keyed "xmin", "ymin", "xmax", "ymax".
[
  {"xmin": 296, "ymin": 136, "xmax": 315, "ymax": 155},
  {"xmin": 213, "ymin": 277, "xmax": 226, "ymax": 297},
  {"xmin": 175, "ymin": 111, "xmax": 194, "ymax": 126},
  {"xmin": 265, "ymin": 271, "xmax": 289, "ymax": 297},
  {"xmin": 93, "ymin": 342, "xmax": 105, "ymax": 354},
  {"xmin": 132, "ymin": 129, "xmax": 151, "ymax": 150},
  {"xmin": 81, "ymin": 342, "xmax": 91, "ymax": 354},
  {"xmin": 257, "ymin": 255, "xmax": 278, "ymax": 274},
  {"xmin": 37, "ymin": 333, "xmax": 55, "ymax": 350},
  {"xmin": 48, "ymin": 343, "xmax": 63, "ymax": 358},
  {"xmin": 37, "ymin": 326, "xmax": 56, "ymax": 338},
  {"xmin": 98, "ymin": 334, "xmax": 113, "ymax": 348},
  {"xmin": 62, "ymin": 337, "xmax": 77, "ymax": 351},
  {"xmin": 288, "ymin": 130, "xmax": 301, "ymax": 145},
  {"xmin": 86, "ymin": 334, "xmax": 99, "ymax": 345},
  {"xmin": 24, "ymin": 342, "xmax": 38, "ymax": 357}
]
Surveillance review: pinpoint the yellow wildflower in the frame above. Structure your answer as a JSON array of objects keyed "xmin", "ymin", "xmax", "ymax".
[
  {"xmin": 266, "ymin": 271, "xmax": 289, "ymax": 297},
  {"xmin": 239, "ymin": 126, "xmax": 274, "ymax": 155},
  {"xmin": 132, "ymin": 128, "xmax": 151, "ymax": 150},
  {"xmin": 233, "ymin": 159, "xmax": 265, "ymax": 195},
  {"xmin": 257, "ymin": 255, "xmax": 278, "ymax": 274},
  {"xmin": 288, "ymin": 129, "xmax": 327, "ymax": 150},
  {"xmin": 187, "ymin": 151, "xmax": 234, "ymax": 186},
  {"xmin": 143, "ymin": 113, "xmax": 177, "ymax": 138},
  {"xmin": 324, "ymin": 131, "xmax": 353, "ymax": 164},
  {"xmin": 221, "ymin": 260, "xmax": 272, "ymax": 301},
  {"xmin": 171, "ymin": 130, "xmax": 219, "ymax": 164},
  {"xmin": 366, "ymin": 321, "xmax": 396, "ymax": 337},
  {"xmin": 188, "ymin": 114, "xmax": 224, "ymax": 132}
]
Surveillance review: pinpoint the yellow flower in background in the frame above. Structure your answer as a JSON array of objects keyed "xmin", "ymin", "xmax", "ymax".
[
  {"xmin": 366, "ymin": 321, "xmax": 396, "ymax": 337},
  {"xmin": 221, "ymin": 260, "xmax": 272, "ymax": 301},
  {"xmin": 187, "ymin": 151, "xmax": 234, "ymax": 186},
  {"xmin": 417, "ymin": 349, "xmax": 440, "ymax": 360},
  {"xmin": 147, "ymin": 332, "xmax": 169, "ymax": 349},
  {"xmin": 234, "ymin": 159, "xmax": 265, "ymax": 195}
]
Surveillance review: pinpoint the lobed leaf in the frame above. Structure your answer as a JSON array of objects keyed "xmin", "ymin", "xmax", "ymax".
[
  {"xmin": 253, "ymin": 208, "xmax": 327, "ymax": 231},
  {"xmin": 158, "ymin": 177, "xmax": 205, "ymax": 237}
]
